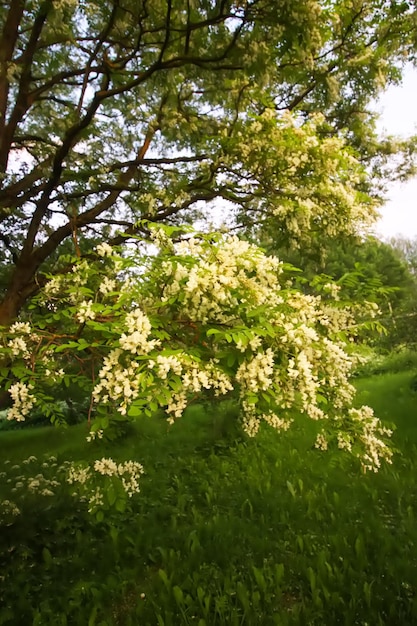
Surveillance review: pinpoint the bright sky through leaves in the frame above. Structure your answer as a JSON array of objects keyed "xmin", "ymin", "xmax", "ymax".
[{"xmin": 375, "ymin": 65, "xmax": 417, "ymax": 239}]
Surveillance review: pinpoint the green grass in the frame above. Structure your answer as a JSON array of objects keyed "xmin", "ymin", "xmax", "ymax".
[
  {"xmin": 355, "ymin": 371, "xmax": 417, "ymax": 445},
  {"xmin": 1, "ymin": 377, "xmax": 417, "ymax": 625}
]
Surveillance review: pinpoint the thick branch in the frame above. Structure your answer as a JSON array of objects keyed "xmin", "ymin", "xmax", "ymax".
[
  {"xmin": 0, "ymin": 0, "xmax": 25, "ymax": 167},
  {"xmin": 32, "ymin": 123, "xmax": 157, "ymax": 266},
  {"xmin": 20, "ymin": 73, "xmax": 110, "ymax": 259},
  {"xmin": 0, "ymin": 0, "xmax": 53, "ymax": 173}
]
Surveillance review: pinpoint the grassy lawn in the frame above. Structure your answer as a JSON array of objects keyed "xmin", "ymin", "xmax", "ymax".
[{"xmin": 1, "ymin": 373, "xmax": 417, "ymax": 625}]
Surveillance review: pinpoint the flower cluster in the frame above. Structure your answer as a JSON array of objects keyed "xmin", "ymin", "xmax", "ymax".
[
  {"xmin": 0, "ymin": 455, "xmax": 65, "ymax": 521},
  {"xmin": 86, "ymin": 429, "xmax": 104, "ymax": 442},
  {"xmin": 92, "ymin": 349, "xmax": 144, "ymax": 414},
  {"xmin": 99, "ymin": 276, "xmax": 117, "ymax": 296},
  {"xmin": 67, "ymin": 457, "xmax": 145, "ymax": 513},
  {"xmin": 1, "ymin": 499, "xmax": 21, "ymax": 518},
  {"xmin": 119, "ymin": 309, "xmax": 160, "ymax": 354},
  {"xmin": 160, "ymin": 235, "xmax": 283, "ymax": 323},
  {"xmin": 236, "ymin": 349, "xmax": 275, "ymax": 393},
  {"xmin": 161, "ymin": 357, "xmax": 234, "ymax": 422},
  {"xmin": 348, "ymin": 406, "xmax": 393, "ymax": 472},
  {"xmin": 221, "ymin": 109, "xmax": 375, "ymax": 248},
  {"xmin": 6, "ymin": 321, "xmax": 39, "ymax": 360},
  {"xmin": 96, "ymin": 242, "xmax": 113, "ymax": 257},
  {"xmin": 94, "ymin": 458, "xmax": 144, "ymax": 497},
  {"xmin": 8, "ymin": 335, "xmax": 30, "ymax": 358},
  {"xmin": 77, "ymin": 300, "xmax": 96, "ymax": 323},
  {"xmin": 7, "ymin": 382, "xmax": 36, "ymax": 422}
]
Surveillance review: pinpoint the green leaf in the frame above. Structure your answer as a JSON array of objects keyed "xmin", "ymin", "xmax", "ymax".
[
  {"xmin": 158, "ymin": 569, "xmax": 170, "ymax": 589},
  {"xmin": 173, "ymin": 586, "xmax": 184, "ymax": 606},
  {"xmin": 128, "ymin": 405, "xmax": 143, "ymax": 417},
  {"xmin": 42, "ymin": 547, "xmax": 52, "ymax": 567},
  {"xmin": 226, "ymin": 352, "xmax": 236, "ymax": 367},
  {"xmin": 286, "ymin": 481, "xmax": 296, "ymax": 498}
]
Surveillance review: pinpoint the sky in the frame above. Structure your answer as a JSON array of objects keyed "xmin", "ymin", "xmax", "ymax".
[{"xmin": 373, "ymin": 65, "xmax": 417, "ymax": 240}]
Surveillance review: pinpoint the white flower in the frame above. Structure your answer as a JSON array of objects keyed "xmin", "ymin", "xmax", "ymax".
[
  {"xmin": 43, "ymin": 276, "xmax": 63, "ymax": 297},
  {"xmin": 86, "ymin": 429, "xmax": 104, "ymax": 442},
  {"xmin": 88, "ymin": 487, "xmax": 104, "ymax": 511},
  {"xmin": 7, "ymin": 382, "xmax": 36, "ymax": 421},
  {"xmin": 76, "ymin": 300, "xmax": 96, "ymax": 323},
  {"xmin": 315, "ymin": 432, "xmax": 328, "ymax": 451},
  {"xmin": 96, "ymin": 242, "xmax": 113, "ymax": 257},
  {"xmin": 99, "ymin": 277, "xmax": 116, "ymax": 296},
  {"xmin": 94, "ymin": 457, "xmax": 118, "ymax": 476},
  {"xmin": 8, "ymin": 336, "xmax": 29, "ymax": 358},
  {"xmin": 9, "ymin": 322, "xmax": 31, "ymax": 335},
  {"xmin": 1, "ymin": 500, "xmax": 20, "ymax": 517},
  {"xmin": 67, "ymin": 465, "xmax": 91, "ymax": 485}
]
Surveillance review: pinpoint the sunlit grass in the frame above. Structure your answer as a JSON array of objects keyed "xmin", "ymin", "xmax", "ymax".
[{"xmin": 1, "ymin": 374, "xmax": 416, "ymax": 625}]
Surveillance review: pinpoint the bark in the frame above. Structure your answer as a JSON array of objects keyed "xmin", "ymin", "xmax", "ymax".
[{"xmin": 0, "ymin": 259, "xmax": 37, "ymax": 327}]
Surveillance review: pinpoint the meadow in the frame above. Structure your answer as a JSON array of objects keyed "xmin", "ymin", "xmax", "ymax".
[{"xmin": 1, "ymin": 367, "xmax": 417, "ymax": 625}]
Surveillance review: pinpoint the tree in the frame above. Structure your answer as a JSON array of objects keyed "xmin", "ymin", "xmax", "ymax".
[
  {"xmin": 0, "ymin": 0, "xmax": 417, "ymax": 327},
  {"xmin": 266, "ymin": 234, "xmax": 417, "ymax": 335},
  {"xmin": 389, "ymin": 235, "xmax": 417, "ymax": 278},
  {"xmin": 385, "ymin": 235, "xmax": 417, "ymax": 347}
]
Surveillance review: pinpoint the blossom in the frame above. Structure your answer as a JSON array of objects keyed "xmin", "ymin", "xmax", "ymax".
[
  {"xmin": 8, "ymin": 336, "xmax": 29, "ymax": 358},
  {"xmin": 43, "ymin": 275, "xmax": 63, "ymax": 297},
  {"xmin": 86, "ymin": 429, "xmax": 104, "ymax": 442},
  {"xmin": 76, "ymin": 300, "xmax": 96, "ymax": 323},
  {"xmin": 9, "ymin": 321, "xmax": 31, "ymax": 335},
  {"xmin": 88, "ymin": 487, "xmax": 104, "ymax": 511},
  {"xmin": 94, "ymin": 457, "xmax": 118, "ymax": 476},
  {"xmin": 236, "ymin": 349, "xmax": 275, "ymax": 393},
  {"xmin": 99, "ymin": 276, "xmax": 116, "ymax": 295},
  {"xmin": 11, "ymin": 229, "xmax": 392, "ymax": 475},
  {"xmin": 96, "ymin": 242, "xmax": 113, "ymax": 257},
  {"xmin": 7, "ymin": 382, "xmax": 36, "ymax": 421},
  {"xmin": 93, "ymin": 458, "xmax": 144, "ymax": 496},
  {"xmin": 119, "ymin": 309, "xmax": 160, "ymax": 355},
  {"xmin": 156, "ymin": 354, "xmax": 183, "ymax": 379},
  {"xmin": 67, "ymin": 465, "xmax": 91, "ymax": 485},
  {"xmin": 315, "ymin": 432, "xmax": 328, "ymax": 451},
  {"xmin": 68, "ymin": 457, "xmax": 144, "ymax": 509},
  {"xmin": 1, "ymin": 500, "xmax": 20, "ymax": 517}
]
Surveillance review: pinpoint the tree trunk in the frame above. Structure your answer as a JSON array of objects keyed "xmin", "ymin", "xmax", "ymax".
[
  {"xmin": 0, "ymin": 288, "xmax": 24, "ymax": 327},
  {"xmin": 0, "ymin": 254, "xmax": 40, "ymax": 327}
]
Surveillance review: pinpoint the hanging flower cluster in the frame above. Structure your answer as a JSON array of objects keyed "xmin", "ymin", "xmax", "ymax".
[{"xmin": 1, "ymin": 229, "xmax": 392, "ymax": 472}]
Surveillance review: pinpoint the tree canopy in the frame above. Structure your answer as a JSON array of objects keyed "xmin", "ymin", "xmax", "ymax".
[{"xmin": 1, "ymin": 0, "xmax": 417, "ymax": 325}]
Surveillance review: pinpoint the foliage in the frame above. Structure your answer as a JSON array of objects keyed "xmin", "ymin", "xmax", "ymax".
[
  {"xmin": 266, "ymin": 234, "xmax": 417, "ymax": 347},
  {"xmin": 389, "ymin": 235, "xmax": 417, "ymax": 278},
  {"xmin": 1, "ymin": 374, "xmax": 416, "ymax": 625},
  {"xmin": 381, "ymin": 235, "xmax": 417, "ymax": 348},
  {"xmin": 306, "ymin": 237, "xmax": 417, "ymax": 342},
  {"xmin": 354, "ymin": 345, "xmax": 417, "ymax": 378},
  {"xmin": 0, "ymin": 228, "xmax": 394, "ymax": 472},
  {"xmin": 1, "ymin": 0, "xmax": 417, "ymax": 323}
]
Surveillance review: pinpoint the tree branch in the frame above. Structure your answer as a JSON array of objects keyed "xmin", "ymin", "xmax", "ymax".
[
  {"xmin": 0, "ymin": 0, "xmax": 53, "ymax": 174},
  {"xmin": 0, "ymin": 0, "xmax": 25, "ymax": 170}
]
